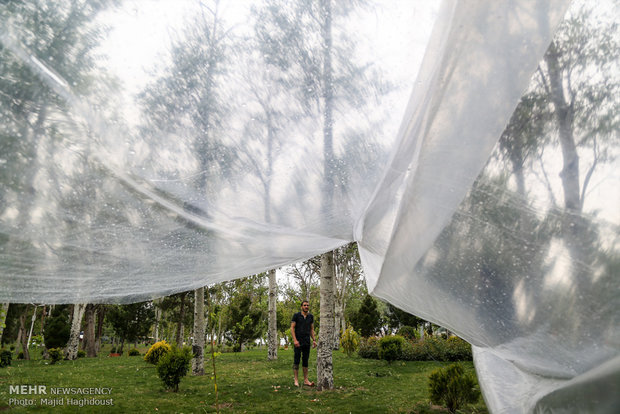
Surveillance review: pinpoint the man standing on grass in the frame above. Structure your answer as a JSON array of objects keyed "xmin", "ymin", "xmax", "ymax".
[{"xmin": 291, "ymin": 300, "xmax": 317, "ymax": 387}]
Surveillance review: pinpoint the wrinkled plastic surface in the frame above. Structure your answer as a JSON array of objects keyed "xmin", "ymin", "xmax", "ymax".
[{"xmin": 1, "ymin": 0, "xmax": 618, "ymax": 412}]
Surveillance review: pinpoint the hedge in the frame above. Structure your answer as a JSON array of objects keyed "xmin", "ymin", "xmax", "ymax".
[{"xmin": 359, "ymin": 336, "xmax": 472, "ymax": 362}]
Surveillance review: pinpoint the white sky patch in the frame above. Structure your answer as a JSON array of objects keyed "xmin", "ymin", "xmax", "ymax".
[
  {"xmin": 96, "ymin": 0, "xmax": 439, "ymax": 124},
  {"xmin": 96, "ymin": 0, "xmax": 194, "ymax": 95}
]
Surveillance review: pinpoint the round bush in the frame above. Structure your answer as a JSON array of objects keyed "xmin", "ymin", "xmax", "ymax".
[
  {"xmin": 48, "ymin": 348, "xmax": 63, "ymax": 364},
  {"xmin": 445, "ymin": 336, "xmax": 472, "ymax": 361},
  {"xmin": 145, "ymin": 340, "xmax": 171, "ymax": 364},
  {"xmin": 128, "ymin": 348, "xmax": 141, "ymax": 356},
  {"xmin": 156, "ymin": 346, "xmax": 192, "ymax": 392},
  {"xmin": 0, "ymin": 349, "xmax": 12, "ymax": 368},
  {"xmin": 378, "ymin": 335, "xmax": 405, "ymax": 363},
  {"xmin": 77, "ymin": 350, "xmax": 86, "ymax": 358}
]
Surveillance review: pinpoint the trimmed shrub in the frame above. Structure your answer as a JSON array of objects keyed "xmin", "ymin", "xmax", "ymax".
[
  {"xmin": 156, "ymin": 346, "xmax": 192, "ymax": 392},
  {"xmin": 0, "ymin": 349, "xmax": 12, "ymax": 367},
  {"xmin": 428, "ymin": 363, "xmax": 480, "ymax": 413},
  {"xmin": 445, "ymin": 336, "xmax": 472, "ymax": 361},
  {"xmin": 145, "ymin": 340, "xmax": 171, "ymax": 364},
  {"xmin": 128, "ymin": 348, "xmax": 141, "ymax": 356},
  {"xmin": 400, "ymin": 340, "xmax": 415, "ymax": 361},
  {"xmin": 400, "ymin": 340, "xmax": 422, "ymax": 361},
  {"xmin": 48, "ymin": 348, "xmax": 63, "ymax": 364},
  {"xmin": 422, "ymin": 337, "xmax": 447, "ymax": 361},
  {"xmin": 77, "ymin": 350, "xmax": 86, "ymax": 358},
  {"xmin": 17, "ymin": 351, "xmax": 24, "ymax": 360},
  {"xmin": 396, "ymin": 326, "xmax": 418, "ymax": 341},
  {"xmin": 110, "ymin": 346, "xmax": 117, "ymax": 353},
  {"xmin": 378, "ymin": 335, "xmax": 405, "ymax": 363},
  {"xmin": 340, "ymin": 325, "xmax": 360, "ymax": 356},
  {"xmin": 359, "ymin": 336, "xmax": 473, "ymax": 363},
  {"xmin": 358, "ymin": 336, "xmax": 379, "ymax": 359}
]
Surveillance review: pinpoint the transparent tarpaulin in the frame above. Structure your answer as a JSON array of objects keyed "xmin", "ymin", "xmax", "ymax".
[{"xmin": 1, "ymin": 0, "xmax": 618, "ymax": 412}]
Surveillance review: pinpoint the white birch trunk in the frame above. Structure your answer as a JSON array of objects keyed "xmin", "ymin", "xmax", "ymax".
[
  {"xmin": 66, "ymin": 304, "xmax": 86, "ymax": 360},
  {"xmin": 192, "ymin": 287, "xmax": 205, "ymax": 376},
  {"xmin": 26, "ymin": 305, "xmax": 37, "ymax": 348},
  {"xmin": 267, "ymin": 269, "xmax": 278, "ymax": 360},
  {"xmin": 317, "ymin": 251, "xmax": 335, "ymax": 390},
  {"xmin": 333, "ymin": 302, "xmax": 343, "ymax": 350},
  {"xmin": 154, "ymin": 298, "xmax": 162, "ymax": 342}
]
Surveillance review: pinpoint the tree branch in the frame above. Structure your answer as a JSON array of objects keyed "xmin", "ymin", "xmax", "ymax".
[{"xmin": 580, "ymin": 137, "xmax": 599, "ymax": 210}]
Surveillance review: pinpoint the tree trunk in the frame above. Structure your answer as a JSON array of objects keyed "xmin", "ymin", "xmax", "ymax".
[
  {"xmin": 154, "ymin": 298, "xmax": 162, "ymax": 342},
  {"xmin": 267, "ymin": 269, "xmax": 278, "ymax": 360},
  {"xmin": 26, "ymin": 305, "xmax": 37, "ymax": 348},
  {"xmin": 217, "ymin": 311, "xmax": 222, "ymax": 346},
  {"xmin": 0, "ymin": 303, "xmax": 10, "ymax": 344},
  {"xmin": 39, "ymin": 305, "xmax": 47, "ymax": 336},
  {"xmin": 317, "ymin": 251, "xmax": 335, "ymax": 391},
  {"xmin": 333, "ymin": 301, "xmax": 343, "ymax": 350},
  {"xmin": 85, "ymin": 304, "xmax": 97, "ymax": 357},
  {"xmin": 192, "ymin": 287, "xmax": 205, "ymax": 375},
  {"xmin": 316, "ymin": 0, "xmax": 335, "ymax": 391},
  {"xmin": 545, "ymin": 42, "xmax": 581, "ymax": 214},
  {"xmin": 65, "ymin": 304, "xmax": 86, "ymax": 360},
  {"xmin": 95, "ymin": 305, "xmax": 106, "ymax": 353},
  {"xmin": 18, "ymin": 307, "xmax": 30, "ymax": 360},
  {"xmin": 176, "ymin": 293, "xmax": 187, "ymax": 348}
]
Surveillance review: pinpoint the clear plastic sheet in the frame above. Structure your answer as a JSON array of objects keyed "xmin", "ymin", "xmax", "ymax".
[{"xmin": 1, "ymin": 0, "xmax": 618, "ymax": 412}]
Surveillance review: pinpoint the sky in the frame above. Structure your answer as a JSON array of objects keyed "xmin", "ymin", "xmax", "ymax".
[{"xmin": 96, "ymin": 0, "xmax": 439, "ymax": 124}]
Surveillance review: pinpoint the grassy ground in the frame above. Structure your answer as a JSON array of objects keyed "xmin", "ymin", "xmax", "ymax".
[{"xmin": 0, "ymin": 345, "xmax": 488, "ymax": 413}]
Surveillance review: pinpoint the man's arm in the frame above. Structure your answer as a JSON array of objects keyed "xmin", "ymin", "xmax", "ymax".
[
  {"xmin": 310, "ymin": 323, "xmax": 317, "ymax": 348},
  {"xmin": 291, "ymin": 321, "xmax": 299, "ymax": 347}
]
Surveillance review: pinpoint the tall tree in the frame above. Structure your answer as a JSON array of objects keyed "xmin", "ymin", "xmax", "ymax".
[
  {"xmin": 350, "ymin": 294, "xmax": 382, "ymax": 337},
  {"xmin": 254, "ymin": 0, "xmax": 385, "ymax": 389},
  {"xmin": 0, "ymin": 0, "xmax": 114, "ymax": 320},
  {"xmin": 286, "ymin": 258, "xmax": 320, "ymax": 302},
  {"xmin": 43, "ymin": 305, "xmax": 70, "ymax": 350},
  {"xmin": 106, "ymin": 302, "xmax": 155, "ymax": 353},
  {"xmin": 333, "ymin": 242, "xmax": 363, "ymax": 349},
  {"xmin": 66, "ymin": 304, "xmax": 86, "ymax": 360},
  {"xmin": 386, "ymin": 303, "xmax": 423, "ymax": 332},
  {"xmin": 83, "ymin": 304, "xmax": 97, "ymax": 357},
  {"xmin": 94, "ymin": 305, "xmax": 107, "ymax": 353},
  {"xmin": 17, "ymin": 305, "xmax": 30, "ymax": 360},
  {"xmin": 192, "ymin": 286, "xmax": 206, "ymax": 375},
  {"xmin": 138, "ymin": 0, "xmax": 234, "ymax": 368},
  {"xmin": 267, "ymin": 269, "xmax": 278, "ymax": 360},
  {"xmin": 498, "ymin": 2, "xmax": 619, "ymax": 333},
  {"xmin": 226, "ymin": 293, "xmax": 264, "ymax": 352}
]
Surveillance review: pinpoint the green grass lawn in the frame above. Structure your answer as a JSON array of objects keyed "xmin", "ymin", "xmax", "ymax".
[{"xmin": 0, "ymin": 346, "xmax": 488, "ymax": 413}]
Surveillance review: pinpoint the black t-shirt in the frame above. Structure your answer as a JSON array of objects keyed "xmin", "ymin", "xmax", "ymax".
[{"xmin": 292, "ymin": 312, "xmax": 314, "ymax": 346}]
